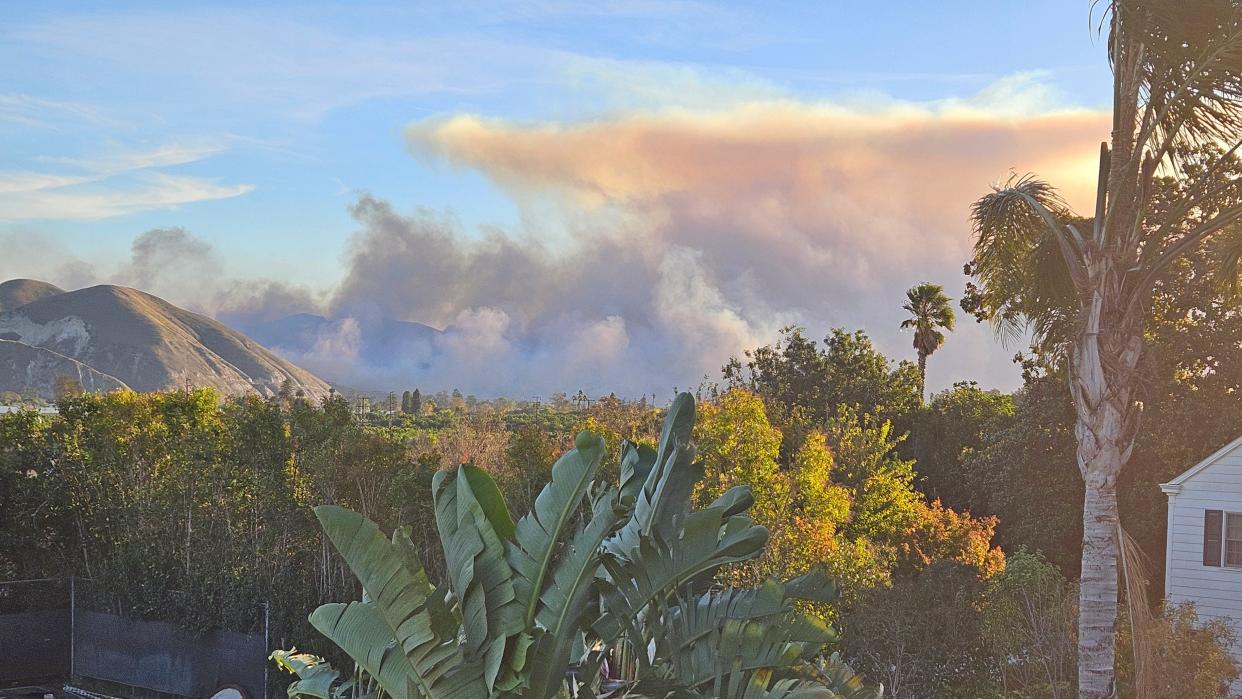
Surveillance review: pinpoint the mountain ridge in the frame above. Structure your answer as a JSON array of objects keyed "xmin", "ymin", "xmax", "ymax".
[
  {"xmin": 0, "ymin": 279, "xmax": 65, "ymax": 313},
  {"xmin": 0, "ymin": 280, "xmax": 331, "ymax": 400}
]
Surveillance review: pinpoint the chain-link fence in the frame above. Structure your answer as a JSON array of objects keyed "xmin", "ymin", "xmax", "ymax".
[
  {"xmin": 0, "ymin": 577, "xmax": 70, "ymax": 683},
  {"xmin": 0, "ymin": 578, "xmax": 267, "ymax": 699}
]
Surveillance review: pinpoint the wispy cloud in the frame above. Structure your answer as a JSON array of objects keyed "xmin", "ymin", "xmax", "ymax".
[
  {"xmin": 4, "ymin": 4, "xmax": 790, "ymax": 122},
  {"xmin": 0, "ymin": 171, "xmax": 95, "ymax": 195},
  {"xmin": 0, "ymin": 173, "xmax": 253, "ymax": 222},
  {"xmin": 0, "ymin": 94, "xmax": 126, "ymax": 130},
  {"xmin": 39, "ymin": 141, "xmax": 233, "ymax": 174},
  {"xmin": 0, "ymin": 130, "xmax": 249, "ymax": 221}
]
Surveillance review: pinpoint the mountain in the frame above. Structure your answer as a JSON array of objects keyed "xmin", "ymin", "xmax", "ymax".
[
  {"xmin": 0, "ymin": 339, "xmax": 128, "ymax": 396},
  {"xmin": 0, "ymin": 282, "xmax": 331, "ymax": 400},
  {"xmin": 242, "ymin": 313, "xmax": 441, "ymax": 366},
  {"xmin": 0, "ymin": 279, "xmax": 65, "ymax": 313}
]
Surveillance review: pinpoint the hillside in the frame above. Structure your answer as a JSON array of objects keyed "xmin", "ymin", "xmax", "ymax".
[
  {"xmin": 0, "ymin": 278, "xmax": 65, "ymax": 313},
  {"xmin": 0, "ymin": 339, "xmax": 129, "ymax": 396},
  {"xmin": 242, "ymin": 312, "xmax": 440, "ymax": 366},
  {"xmin": 0, "ymin": 281, "xmax": 331, "ymax": 400}
]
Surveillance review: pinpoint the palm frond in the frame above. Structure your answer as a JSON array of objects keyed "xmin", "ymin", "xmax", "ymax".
[
  {"xmin": 968, "ymin": 176, "xmax": 1081, "ymax": 347},
  {"xmin": 1116, "ymin": 0, "xmax": 1242, "ymax": 161}
]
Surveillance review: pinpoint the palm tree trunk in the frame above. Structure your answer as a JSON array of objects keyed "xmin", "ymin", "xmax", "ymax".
[
  {"xmin": 1069, "ymin": 284, "xmax": 1141, "ymax": 699},
  {"xmin": 1076, "ymin": 435, "xmax": 1121, "ymax": 698},
  {"xmin": 917, "ymin": 352, "xmax": 927, "ymax": 402}
]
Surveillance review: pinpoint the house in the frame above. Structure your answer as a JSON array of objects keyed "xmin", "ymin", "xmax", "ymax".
[{"xmin": 1161, "ymin": 435, "xmax": 1242, "ymax": 684}]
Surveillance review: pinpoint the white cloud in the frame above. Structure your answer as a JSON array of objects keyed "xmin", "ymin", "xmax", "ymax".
[
  {"xmin": 0, "ymin": 171, "xmax": 95, "ymax": 194},
  {"xmin": 0, "ymin": 94, "xmax": 125, "ymax": 130},
  {"xmin": 0, "ymin": 174, "xmax": 252, "ymax": 222},
  {"xmin": 0, "ymin": 137, "xmax": 249, "ymax": 222},
  {"xmin": 40, "ymin": 141, "xmax": 233, "ymax": 174}
]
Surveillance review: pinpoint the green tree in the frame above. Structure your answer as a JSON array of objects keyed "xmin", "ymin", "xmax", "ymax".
[
  {"xmin": 959, "ymin": 378, "xmax": 1082, "ymax": 576},
  {"xmin": 402, "ymin": 390, "xmax": 412, "ymax": 414},
  {"xmin": 725, "ymin": 327, "xmax": 921, "ymax": 433},
  {"xmin": 911, "ymin": 382, "xmax": 1015, "ymax": 515},
  {"xmin": 500, "ymin": 425, "xmax": 558, "ymax": 516},
  {"xmin": 899, "ymin": 283, "xmax": 955, "ymax": 400},
  {"xmin": 966, "ymin": 5, "xmax": 1242, "ymax": 692}
]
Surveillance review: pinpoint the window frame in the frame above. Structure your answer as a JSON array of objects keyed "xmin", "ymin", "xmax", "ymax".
[{"xmin": 1225, "ymin": 512, "xmax": 1242, "ymax": 568}]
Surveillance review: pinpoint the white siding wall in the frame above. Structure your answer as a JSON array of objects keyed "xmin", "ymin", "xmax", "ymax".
[{"xmin": 1165, "ymin": 442, "xmax": 1242, "ymax": 689}]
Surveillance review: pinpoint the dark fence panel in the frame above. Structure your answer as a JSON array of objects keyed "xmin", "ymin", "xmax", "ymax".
[
  {"xmin": 0, "ymin": 609, "xmax": 70, "ymax": 681},
  {"xmin": 75, "ymin": 612, "xmax": 265, "ymax": 698}
]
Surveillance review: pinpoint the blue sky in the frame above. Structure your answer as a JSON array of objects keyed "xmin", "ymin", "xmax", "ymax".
[{"xmin": 0, "ymin": 1, "xmax": 1114, "ymax": 395}]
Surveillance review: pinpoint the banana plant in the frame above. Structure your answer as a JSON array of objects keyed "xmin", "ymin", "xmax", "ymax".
[{"xmin": 272, "ymin": 393, "xmax": 882, "ymax": 699}]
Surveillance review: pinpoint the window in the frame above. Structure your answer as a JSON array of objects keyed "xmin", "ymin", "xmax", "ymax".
[
  {"xmin": 1203, "ymin": 510, "xmax": 1242, "ymax": 568},
  {"xmin": 1228, "ymin": 513, "xmax": 1242, "ymax": 567},
  {"xmin": 1205, "ymin": 510, "xmax": 1222, "ymax": 566}
]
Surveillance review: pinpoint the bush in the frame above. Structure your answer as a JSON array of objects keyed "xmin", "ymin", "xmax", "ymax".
[
  {"xmin": 982, "ymin": 549, "xmax": 1076, "ymax": 698},
  {"xmin": 842, "ymin": 561, "xmax": 994, "ymax": 698},
  {"xmin": 1117, "ymin": 602, "xmax": 1240, "ymax": 699}
]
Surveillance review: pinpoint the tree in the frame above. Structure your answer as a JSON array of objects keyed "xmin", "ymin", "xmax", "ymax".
[
  {"xmin": 411, "ymin": 388, "xmax": 422, "ymax": 415},
  {"xmin": 53, "ymin": 374, "xmax": 83, "ymax": 399},
  {"xmin": 910, "ymin": 382, "xmax": 1014, "ymax": 514},
  {"xmin": 725, "ymin": 327, "xmax": 922, "ymax": 431},
  {"xmin": 965, "ymin": 3, "xmax": 1242, "ymax": 693},
  {"xmin": 981, "ymin": 550, "xmax": 1077, "ymax": 698},
  {"xmin": 402, "ymin": 390, "xmax": 412, "ymax": 414},
  {"xmin": 899, "ymin": 283, "xmax": 955, "ymax": 400}
]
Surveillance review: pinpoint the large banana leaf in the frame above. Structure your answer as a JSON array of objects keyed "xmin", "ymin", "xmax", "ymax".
[
  {"xmin": 605, "ymin": 394, "xmax": 700, "ymax": 562},
  {"xmin": 647, "ymin": 579, "xmax": 841, "ymax": 697},
  {"xmin": 271, "ymin": 650, "xmax": 343, "ymax": 699},
  {"xmin": 508, "ymin": 431, "xmax": 606, "ymax": 627},
  {"xmin": 813, "ymin": 655, "xmax": 883, "ymax": 699},
  {"xmin": 433, "ymin": 465, "xmax": 524, "ymax": 691},
  {"xmin": 524, "ymin": 487, "xmax": 626, "ymax": 698},
  {"xmin": 313, "ymin": 506, "xmax": 482, "ymax": 699},
  {"xmin": 595, "ymin": 489, "xmax": 769, "ymax": 647},
  {"xmin": 309, "ymin": 601, "xmax": 418, "ymax": 699},
  {"xmin": 618, "ymin": 440, "xmax": 657, "ymax": 503}
]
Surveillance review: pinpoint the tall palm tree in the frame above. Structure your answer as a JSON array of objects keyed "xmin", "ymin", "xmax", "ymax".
[
  {"xmin": 900, "ymin": 282, "xmax": 955, "ymax": 399},
  {"xmin": 967, "ymin": 2, "xmax": 1242, "ymax": 696}
]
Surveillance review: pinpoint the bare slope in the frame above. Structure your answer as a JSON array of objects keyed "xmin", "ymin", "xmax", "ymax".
[
  {"xmin": 0, "ymin": 284, "xmax": 331, "ymax": 399},
  {"xmin": 0, "ymin": 339, "xmax": 129, "ymax": 396},
  {"xmin": 0, "ymin": 279, "xmax": 65, "ymax": 313}
]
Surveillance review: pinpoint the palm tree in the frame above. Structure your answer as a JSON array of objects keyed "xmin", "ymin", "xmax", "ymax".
[
  {"xmin": 967, "ymin": 3, "xmax": 1242, "ymax": 696},
  {"xmin": 900, "ymin": 282, "xmax": 955, "ymax": 400}
]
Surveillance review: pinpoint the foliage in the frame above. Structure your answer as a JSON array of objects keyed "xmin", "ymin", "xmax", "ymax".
[
  {"xmin": 274, "ymin": 393, "xmax": 883, "ymax": 699},
  {"xmin": 693, "ymin": 390, "xmax": 850, "ymax": 591},
  {"xmin": 841, "ymin": 562, "xmax": 993, "ymax": 699},
  {"xmin": 953, "ymin": 378, "xmax": 1083, "ymax": 576},
  {"xmin": 899, "ymin": 283, "xmax": 956, "ymax": 397},
  {"xmin": 724, "ymin": 327, "xmax": 921, "ymax": 432},
  {"xmin": 909, "ymin": 383, "xmax": 1014, "ymax": 514},
  {"xmin": 0, "ymin": 388, "xmax": 447, "ymax": 673},
  {"xmin": 1116, "ymin": 603, "xmax": 1240, "ymax": 699},
  {"xmin": 982, "ymin": 550, "xmax": 1077, "ymax": 698},
  {"xmin": 692, "ymin": 389, "xmax": 1002, "ymax": 602}
]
